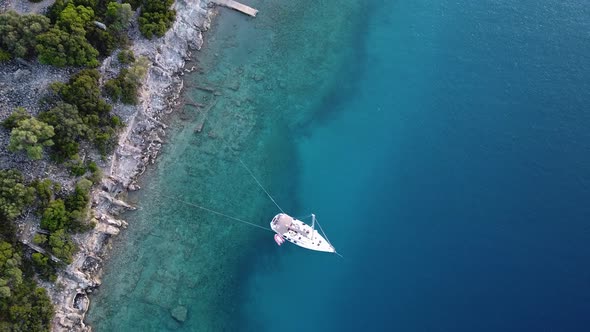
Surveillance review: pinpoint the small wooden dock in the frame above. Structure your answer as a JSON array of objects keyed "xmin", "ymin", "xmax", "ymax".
[{"xmin": 212, "ymin": 0, "xmax": 258, "ymax": 17}]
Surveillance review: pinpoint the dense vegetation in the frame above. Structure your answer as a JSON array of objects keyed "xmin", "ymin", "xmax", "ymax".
[
  {"xmin": 7, "ymin": 117, "xmax": 55, "ymax": 160},
  {"xmin": 3, "ymin": 69, "xmax": 123, "ymax": 159},
  {"xmin": 137, "ymin": 0, "xmax": 176, "ymax": 39},
  {"xmin": 0, "ymin": 12, "xmax": 50, "ymax": 59},
  {"xmin": 0, "ymin": 69, "xmax": 111, "ymax": 327},
  {"xmin": 1, "ymin": 0, "xmax": 174, "ymax": 64},
  {"xmin": 0, "ymin": 241, "xmax": 54, "ymax": 332},
  {"xmin": 0, "ymin": 166, "xmax": 98, "ymax": 329},
  {"xmin": 0, "ymin": 0, "xmax": 136, "ymax": 65},
  {"xmin": 49, "ymin": 69, "xmax": 122, "ymax": 155},
  {"xmin": 1, "ymin": 68, "xmax": 122, "ymax": 162},
  {"xmin": 0, "ymin": 0, "xmax": 178, "ymax": 329},
  {"xmin": 38, "ymin": 2, "xmax": 99, "ymax": 67},
  {"xmin": 0, "ymin": 171, "xmax": 54, "ymax": 331},
  {"xmin": 0, "ymin": 170, "xmax": 34, "ymax": 222}
]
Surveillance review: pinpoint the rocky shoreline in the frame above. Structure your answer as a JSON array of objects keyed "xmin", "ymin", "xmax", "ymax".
[{"xmin": 44, "ymin": 1, "xmax": 216, "ymax": 330}]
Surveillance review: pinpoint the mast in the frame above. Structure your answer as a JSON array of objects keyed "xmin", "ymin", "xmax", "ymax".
[{"xmin": 311, "ymin": 213, "xmax": 316, "ymax": 240}]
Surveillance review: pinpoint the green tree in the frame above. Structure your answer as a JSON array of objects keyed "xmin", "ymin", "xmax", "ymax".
[
  {"xmin": 123, "ymin": 0, "xmax": 142, "ymax": 10},
  {"xmin": 66, "ymin": 179, "xmax": 92, "ymax": 213},
  {"xmin": 1, "ymin": 107, "xmax": 30, "ymax": 130},
  {"xmin": 87, "ymin": 161, "xmax": 103, "ymax": 183},
  {"xmin": 48, "ymin": 229, "xmax": 75, "ymax": 263},
  {"xmin": 105, "ymin": 56, "xmax": 148, "ymax": 104},
  {"xmin": 38, "ymin": 102, "xmax": 89, "ymax": 160},
  {"xmin": 0, "ymin": 11, "xmax": 50, "ymax": 58},
  {"xmin": 0, "ymin": 242, "xmax": 53, "ymax": 330},
  {"xmin": 33, "ymin": 234, "xmax": 47, "ymax": 246},
  {"xmin": 46, "ymin": 0, "xmax": 68, "ymax": 23},
  {"xmin": 0, "ymin": 170, "xmax": 35, "ymax": 221},
  {"xmin": 106, "ymin": 2, "xmax": 133, "ymax": 32},
  {"xmin": 0, "ymin": 48, "xmax": 10, "ymax": 62},
  {"xmin": 86, "ymin": 25, "xmax": 117, "ymax": 57},
  {"xmin": 73, "ymin": 0, "xmax": 99, "ymax": 8},
  {"xmin": 36, "ymin": 27, "xmax": 99, "ymax": 67},
  {"xmin": 138, "ymin": 0, "xmax": 176, "ymax": 39},
  {"xmin": 51, "ymin": 69, "xmax": 120, "ymax": 154},
  {"xmin": 6, "ymin": 285, "xmax": 53, "ymax": 331},
  {"xmin": 117, "ymin": 49, "xmax": 135, "ymax": 64},
  {"xmin": 66, "ymin": 178, "xmax": 91, "ymax": 231},
  {"xmin": 56, "ymin": 3, "xmax": 95, "ymax": 35},
  {"xmin": 40, "ymin": 199, "xmax": 69, "ymax": 232},
  {"xmin": 31, "ymin": 178, "xmax": 60, "ymax": 209},
  {"xmin": 57, "ymin": 69, "xmax": 111, "ymax": 115},
  {"xmin": 8, "ymin": 118, "xmax": 55, "ymax": 160},
  {"xmin": 0, "ymin": 241, "xmax": 22, "ymax": 299},
  {"xmin": 31, "ymin": 253, "xmax": 56, "ymax": 282}
]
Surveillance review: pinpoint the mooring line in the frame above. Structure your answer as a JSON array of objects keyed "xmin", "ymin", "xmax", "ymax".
[
  {"xmin": 161, "ymin": 194, "xmax": 273, "ymax": 232},
  {"xmin": 237, "ymin": 158, "xmax": 286, "ymax": 214},
  {"xmin": 316, "ymin": 216, "xmax": 343, "ymax": 258}
]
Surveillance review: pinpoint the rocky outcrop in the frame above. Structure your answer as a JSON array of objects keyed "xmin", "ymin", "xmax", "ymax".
[
  {"xmin": 50, "ymin": 1, "xmax": 215, "ymax": 331},
  {"xmin": 170, "ymin": 305, "xmax": 188, "ymax": 322}
]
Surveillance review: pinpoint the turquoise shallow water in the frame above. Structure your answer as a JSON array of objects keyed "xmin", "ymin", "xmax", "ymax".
[{"xmin": 88, "ymin": 0, "xmax": 590, "ymax": 331}]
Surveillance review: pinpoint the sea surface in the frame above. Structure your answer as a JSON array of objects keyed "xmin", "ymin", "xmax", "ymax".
[{"xmin": 87, "ymin": 0, "xmax": 590, "ymax": 331}]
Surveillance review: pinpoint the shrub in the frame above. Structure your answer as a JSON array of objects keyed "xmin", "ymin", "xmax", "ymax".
[
  {"xmin": 38, "ymin": 102, "xmax": 89, "ymax": 161},
  {"xmin": 88, "ymin": 163, "xmax": 103, "ymax": 184},
  {"xmin": 138, "ymin": 0, "xmax": 176, "ymax": 39},
  {"xmin": 0, "ymin": 170, "xmax": 35, "ymax": 221},
  {"xmin": 0, "ymin": 241, "xmax": 22, "ymax": 297},
  {"xmin": 56, "ymin": 3, "xmax": 95, "ymax": 35},
  {"xmin": 66, "ymin": 155, "xmax": 87, "ymax": 176},
  {"xmin": 106, "ymin": 2, "xmax": 133, "ymax": 32},
  {"xmin": 105, "ymin": 56, "xmax": 148, "ymax": 104},
  {"xmin": 87, "ymin": 161, "xmax": 99, "ymax": 173},
  {"xmin": 117, "ymin": 49, "xmax": 135, "ymax": 64},
  {"xmin": 1, "ymin": 108, "xmax": 30, "ymax": 130},
  {"xmin": 48, "ymin": 229, "xmax": 76, "ymax": 263},
  {"xmin": 123, "ymin": 0, "xmax": 142, "ymax": 10},
  {"xmin": 64, "ymin": 178, "xmax": 94, "ymax": 232},
  {"xmin": 36, "ymin": 27, "xmax": 99, "ymax": 67},
  {"xmin": 0, "ymin": 11, "xmax": 50, "ymax": 58},
  {"xmin": 86, "ymin": 25, "xmax": 117, "ymax": 57},
  {"xmin": 70, "ymin": 162, "xmax": 87, "ymax": 177},
  {"xmin": 8, "ymin": 117, "xmax": 55, "ymax": 160},
  {"xmin": 50, "ymin": 69, "xmax": 122, "ymax": 156},
  {"xmin": 31, "ymin": 253, "xmax": 57, "ymax": 282},
  {"xmin": 32, "ymin": 178, "xmax": 59, "ymax": 209},
  {"xmin": 104, "ymin": 77, "xmax": 123, "ymax": 101},
  {"xmin": 40, "ymin": 199, "xmax": 69, "ymax": 232},
  {"xmin": 57, "ymin": 69, "xmax": 111, "ymax": 115},
  {"xmin": 0, "ymin": 49, "xmax": 10, "ymax": 62},
  {"xmin": 33, "ymin": 234, "xmax": 47, "ymax": 245}
]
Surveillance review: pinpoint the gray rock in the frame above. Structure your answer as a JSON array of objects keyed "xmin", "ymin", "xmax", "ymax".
[
  {"xmin": 94, "ymin": 21, "xmax": 107, "ymax": 30},
  {"xmin": 170, "ymin": 305, "xmax": 188, "ymax": 322},
  {"xmin": 13, "ymin": 69, "xmax": 31, "ymax": 80}
]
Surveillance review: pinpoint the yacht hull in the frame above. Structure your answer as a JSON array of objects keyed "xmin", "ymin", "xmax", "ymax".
[{"xmin": 270, "ymin": 213, "xmax": 335, "ymax": 253}]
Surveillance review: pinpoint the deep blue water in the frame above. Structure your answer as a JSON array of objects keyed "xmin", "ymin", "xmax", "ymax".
[
  {"xmin": 242, "ymin": 1, "xmax": 590, "ymax": 331},
  {"xmin": 89, "ymin": 0, "xmax": 590, "ymax": 331}
]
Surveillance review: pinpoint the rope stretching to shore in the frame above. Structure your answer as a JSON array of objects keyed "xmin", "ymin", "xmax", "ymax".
[{"xmin": 161, "ymin": 194, "xmax": 273, "ymax": 232}]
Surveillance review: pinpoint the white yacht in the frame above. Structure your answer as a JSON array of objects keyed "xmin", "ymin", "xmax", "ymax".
[{"xmin": 271, "ymin": 213, "xmax": 335, "ymax": 253}]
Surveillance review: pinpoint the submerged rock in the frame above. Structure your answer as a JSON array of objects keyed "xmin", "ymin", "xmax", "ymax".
[{"xmin": 170, "ymin": 305, "xmax": 188, "ymax": 322}]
